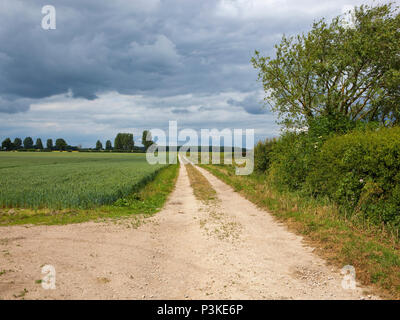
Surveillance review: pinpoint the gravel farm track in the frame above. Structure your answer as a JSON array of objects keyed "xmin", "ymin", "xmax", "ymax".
[{"xmin": 0, "ymin": 158, "xmax": 378, "ymax": 300}]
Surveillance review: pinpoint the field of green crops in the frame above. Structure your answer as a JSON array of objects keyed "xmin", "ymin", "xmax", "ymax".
[{"xmin": 0, "ymin": 152, "xmax": 165, "ymax": 209}]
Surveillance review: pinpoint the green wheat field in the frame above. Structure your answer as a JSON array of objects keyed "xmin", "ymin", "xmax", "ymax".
[{"xmin": 0, "ymin": 152, "xmax": 165, "ymax": 209}]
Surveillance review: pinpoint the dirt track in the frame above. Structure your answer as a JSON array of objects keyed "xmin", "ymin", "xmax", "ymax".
[{"xmin": 0, "ymin": 160, "xmax": 377, "ymax": 299}]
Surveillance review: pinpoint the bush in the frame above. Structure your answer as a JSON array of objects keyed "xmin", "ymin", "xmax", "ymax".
[
  {"xmin": 266, "ymin": 115, "xmax": 375, "ymax": 192},
  {"xmin": 306, "ymin": 126, "xmax": 400, "ymax": 227},
  {"xmin": 254, "ymin": 138, "xmax": 276, "ymax": 173},
  {"xmin": 268, "ymin": 131, "xmax": 316, "ymax": 191}
]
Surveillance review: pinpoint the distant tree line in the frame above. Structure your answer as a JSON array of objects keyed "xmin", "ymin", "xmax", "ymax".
[
  {"xmin": 90, "ymin": 131, "xmax": 154, "ymax": 152},
  {"xmin": 2, "ymin": 131, "xmax": 156, "ymax": 152},
  {"xmin": 1, "ymin": 137, "xmax": 77, "ymax": 151},
  {"xmin": 1, "ymin": 131, "xmax": 249, "ymax": 153}
]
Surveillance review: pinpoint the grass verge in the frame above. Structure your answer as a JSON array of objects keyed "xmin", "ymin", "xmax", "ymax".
[
  {"xmin": 0, "ymin": 164, "xmax": 179, "ymax": 226},
  {"xmin": 201, "ymin": 164, "xmax": 400, "ymax": 299},
  {"xmin": 185, "ymin": 164, "xmax": 218, "ymax": 203}
]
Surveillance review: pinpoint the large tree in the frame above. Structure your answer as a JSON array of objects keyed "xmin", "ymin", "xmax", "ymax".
[
  {"xmin": 1, "ymin": 138, "xmax": 13, "ymax": 151},
  {"xmin": 114, "ymin": 133, "xmax": 134, "ymax": 151},
  {"xmin": 47, "ymin": 139, "xmax": 53, "ymax": 150},
  {"xmin": 13, "ymin": 138, "xmax": 22, "ymax": 150},
  {"xmin": 251, "ymin": 3, "xmax": 400, "ymax": 129},
  {"xmin": 105, "ymin": 140, "xmax": 112, "ymax": 151},
  {"xmin": 23, "ymin": 137, "xmax": 34, "ymax": 149},
  {"xmin": 55, "ymin": 138, "xmax": 67, "ymax": 151},
  {"xmin": 95, "ymin": 140, "xmax": 103, "ymax": 150},
  {"xmin": 141, "ymin": 130, "xmax": 154, "ymax": 151},
  {"xmin": 35, "ymin": 138, "xmax": 43, "ymax": 150}
]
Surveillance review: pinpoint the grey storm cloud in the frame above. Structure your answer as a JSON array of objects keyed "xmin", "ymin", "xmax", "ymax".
[
  {"xmin": 0, "ymin": 0, "xmax": 361, "ymax": 114},
  {"xmin": 0, "ymin": 0, "xmax": 368, "ymax": 147},
  {"xmin": 0, "ymin": 96, "xmax": 31, "ymax": 113},
  {"xmin": 227, "ymin": 96, "xmax": 267, "ymax": 115}
]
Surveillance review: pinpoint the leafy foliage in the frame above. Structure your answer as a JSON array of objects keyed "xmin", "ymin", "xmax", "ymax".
[
  {"xmin": 1, "ymin": 138, "xmax": 13, "ymax": 151},
  {"xmin": 23, "ymin": 137, "xmax": 34, "ymax": 149},
  {"xmin": 254, "ymin": 138, "xmax": 276, "ymax": 173},
  {"xmin": 105, "ymin": 140, "xmax": 112, "ymax": 151},
  {"xmin": 13, "ymin": 138, "xmax": 22, "ymax": 150},
  {"xmin": 142, "ymin": 130, "xmax": 154, "ymax": 151},
  {"xmin": 306, "ymin": 126, "xmax": 400, "ymax": 228},
  {"xmin": 266, "ymin": 115, "xmax": 348, "ymax": 191},
  {"xmin": 252, "ymin": 3, "xmax": 400, "ymax": 128},
  {"xmin": 114, "ymin": 133, "xmax": 134, "ymax": 151},
  {"xmin": 35, "ymin": 138, "xmax": 43, "ymax": 150},
  {"xmin": 96, "ymin": 140, "xmax": 103, "ymax": 150},
  {"xmin": 55, "ymin": 138, "xmax": 67, "ymax": 151},
  {"xmin": 46, "ymin": 139, "xmax": 53, "ymax": 150},
  {"xmin": 254, "ymin": 115, "xmax": 400, "ymax": 229}
]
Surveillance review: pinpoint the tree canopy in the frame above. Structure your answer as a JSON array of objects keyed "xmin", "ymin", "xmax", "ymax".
[
  {"xmin": 47, "ymin": 139, "xmax": 53, "ymax": 150},
  {"xmin": 141, "ymin": 130, "xmax": 154, "ymax": 151},
  {"xmin": 105, "ymin": 140, "xmax": 112, "ymax": 151},
  {"xmin": 96, "ymin": 140, "xmax": 103, "ymax": 150},
  {"xmin": 1, "ymin": 138, "xmax": 13, "ymax": 151},
  {"xmin": 114, "ymin": 133, "xmax": 134, "ymax": 151},
  {"xmin": 55, "ymin": 138, "xmax": 67, "ymax": 151},
  {"xmin": 23, "ymin": 137, "xmax": 34, "ymax": 149},
  {"xmin": 13, "ymin": 138, "xmax": 22, "ymax": 149},
  {"xmin": 36, "ymin": 138, "xmax": 43, "ymax": 150},
  {"xmin": 252, "ymin": 3, "xmax": 400, "ymax": 129}
]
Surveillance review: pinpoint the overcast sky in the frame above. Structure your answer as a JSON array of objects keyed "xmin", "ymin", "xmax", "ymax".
[{"xmin": 0, "ymin": 0, "xmax": 371, "ymax": 147}]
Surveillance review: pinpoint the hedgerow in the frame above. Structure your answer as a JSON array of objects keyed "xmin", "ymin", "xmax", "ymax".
[
  {"xmin": 255, "ymin": 118, "xmax": 400, "ymax": 230},
  {"xmin": 306, "ymin": 126, "xmax": 400, "ymax": 228}
]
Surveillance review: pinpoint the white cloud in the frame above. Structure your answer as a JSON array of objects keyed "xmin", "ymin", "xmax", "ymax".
[
  {"xmin": 216, "ymin": 0, "xmax": 284, "ymax": 19},
  {"xmin": 216, "ymin": 0, "xmax": 362, "ymax": 19}
]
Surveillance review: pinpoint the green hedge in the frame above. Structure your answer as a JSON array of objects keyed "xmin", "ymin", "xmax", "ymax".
[
  {"xmin": 306, "ymin": 127, "xmax": 400, "ymax": 227},
  {"xmin": 267, "ymin": 115, "xmax": 357, "ymax": 191},
  {"xmin": 254, "ymin": 138, "xmax": 276, "ymax": 173},
  {"xmin": 254, "ymin": 122, "xmax": 400, "ymax": 229},
  {"xmin": 268, "ymin": 132, "xmax": 316, "ymax": 191}
]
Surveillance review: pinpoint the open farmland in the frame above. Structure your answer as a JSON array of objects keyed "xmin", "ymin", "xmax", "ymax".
[{"xmin": 0, "ymin": 152, "xmax": 165, "ymax": 209}]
